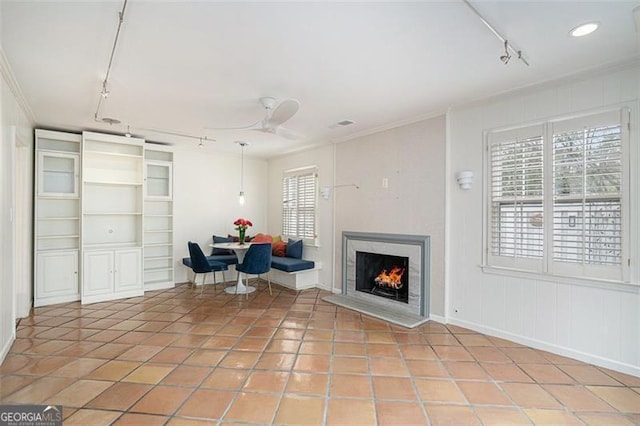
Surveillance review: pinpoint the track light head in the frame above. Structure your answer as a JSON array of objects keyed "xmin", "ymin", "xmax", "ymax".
[{"xmin": 500, "ymin": 40, "xmax": 511, "ymax": 64}]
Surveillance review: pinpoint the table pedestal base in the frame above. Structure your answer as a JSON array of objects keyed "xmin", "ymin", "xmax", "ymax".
[{"xmin": 225, "ymin": 285, "xmax": 256, "ymax": 295}]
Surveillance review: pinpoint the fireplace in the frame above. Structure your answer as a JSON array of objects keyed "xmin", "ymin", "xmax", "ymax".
[
  {"xmin": 324, "ymin": 231, "xmax": 430, "ymax": 328},
  {"xmin": 356, "ymin": 251, "xmax": 409, "ymax": 304}
]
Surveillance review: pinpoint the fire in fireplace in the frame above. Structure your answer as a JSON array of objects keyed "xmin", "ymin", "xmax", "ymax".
[{"xmin": 356, "ymin": 251, "xmax": 409, "ymax": 304}]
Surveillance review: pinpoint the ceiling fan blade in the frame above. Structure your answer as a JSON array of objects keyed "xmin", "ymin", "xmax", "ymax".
[
  {"xmin": 275, "ymin": 126, "xmax": 302, "ymax": 140},
  {"xmin": 204, "ymin": 120, "xmax": 262, "ymax": 131},
  {"xmin": 267, "ymin": 99, "xmax": 299, "ymax": 127}
]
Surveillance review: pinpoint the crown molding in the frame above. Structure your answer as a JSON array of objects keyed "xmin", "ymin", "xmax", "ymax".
[{"xmin": 0, "ymin": 46, "xmax": 36, "ymax": 124}]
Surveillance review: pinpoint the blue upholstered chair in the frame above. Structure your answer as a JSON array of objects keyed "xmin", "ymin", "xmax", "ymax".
[
  {"xmin": 235, "ymin": 243, "xmax": 272, "ymax": 296},
  {"xmin": 187, "ymin": 241, "xmax": 228, "ymax": 295}
]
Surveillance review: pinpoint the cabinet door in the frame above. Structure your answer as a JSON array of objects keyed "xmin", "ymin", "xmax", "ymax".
[
  {"xmin": 35, "ymin": 251, "xmax": 78, "ymax": 300},
  {"xmin": 38, "ymin": 152, "xmax": 79, "ymax": 197},
  {"xmin": 145, "ymin": 160, "xmax": 172, "ymax": 199},
  {"xmin": 83, "ymin": 251, "xmax": 114, "ymax": 296},
  {"xmin": 114, "ymin": 249, "xmax": 142, "ymax": 292}
]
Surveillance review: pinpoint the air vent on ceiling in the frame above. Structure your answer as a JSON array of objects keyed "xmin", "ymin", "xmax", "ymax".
[{"xmin": 329, "ymin": 120, "xmax": 355, "ymax": 129}]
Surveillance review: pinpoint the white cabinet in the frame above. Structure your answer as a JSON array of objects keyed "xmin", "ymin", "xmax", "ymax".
[
  {"xmin": 82, "ymin": 132, "xmax": 145, "ymax": 304},
  {"xmin": 35, "ymin": 251, "xmax": 79, "ymax": 305},
  {"xmin": 145, "ymin": 160, "xmax": 172, "ymax": 199},
  {"xmin": 82, "ymin": 249, "xmax": 142, "ymax": 304},
  {"xmin": 143, "ymin": 150, "xmax": 174, "ymax": 290},
  {"xmin": 37, "ymin": 151, "xmax": 79, "ymax": 197},
  {"xmin": 34, "ymin": 130, "xmax": 82, "ymax": 307}
]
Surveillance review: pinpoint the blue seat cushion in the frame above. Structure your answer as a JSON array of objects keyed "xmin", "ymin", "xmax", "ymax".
[
  {"xmin": 271, "ymin": 257, "xmax": 315, "ymax": 273},
  {"xmin": 182, "ymin": 257, "xmax": 230, "ymax": 270},
  {"xmin": 208, "ymin": 254, "xmax": 238, "ymax": 265}
]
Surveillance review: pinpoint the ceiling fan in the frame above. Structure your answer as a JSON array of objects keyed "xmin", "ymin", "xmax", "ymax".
[{"xmin": 207, "ymin": 97, "xmax": 301, "ymax": 139}]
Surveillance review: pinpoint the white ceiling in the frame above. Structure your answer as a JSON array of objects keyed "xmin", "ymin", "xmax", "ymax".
[{"xmin": 2, "ymin": 1, "xmax": 639, "ymax": 158}]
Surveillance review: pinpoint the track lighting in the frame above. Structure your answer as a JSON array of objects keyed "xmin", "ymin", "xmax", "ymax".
[
  {"xmin": 100, "ymin": 81, "xmax": 110, "ymax": 98},
  {"xmin": 500, "ymin": 40, "xmax": 511, "ymax": 64}
]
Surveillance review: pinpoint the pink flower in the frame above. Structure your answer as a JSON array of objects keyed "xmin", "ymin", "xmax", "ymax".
[{"xmin": 233, "ymin": 218, "xmax": 253, "ymax": 231}]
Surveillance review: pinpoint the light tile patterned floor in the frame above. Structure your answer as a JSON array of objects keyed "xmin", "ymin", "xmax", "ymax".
[{"xmin": 1, "ymin": 281, "xmax": 639, "ymax": 425}]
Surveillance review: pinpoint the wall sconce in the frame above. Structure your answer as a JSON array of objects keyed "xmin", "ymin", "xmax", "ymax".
[{"xmin": 456, "ymin": 170, "xmax": 474, "ymax": 190}]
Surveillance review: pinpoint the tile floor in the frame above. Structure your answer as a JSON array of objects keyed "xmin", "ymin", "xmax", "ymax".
[{"xmin": 1, "ymin": 280, "xmax": 640, "ymax": 425}]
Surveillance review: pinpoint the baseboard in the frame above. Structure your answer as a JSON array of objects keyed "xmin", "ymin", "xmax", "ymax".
[
  {"xmin": 144, "ymin": 281, "xmax": 175, "ymax": 292},
  {"xmin": 448, "ymin": 317, "xmax": 640, "ymax": 378},
  {"xmin": 0, "ymin": 328, "xmax": 16, "ymax": 365},
  {"xmin": 428, "ymin": 314, "xmax": 446, "ymax": 324}
]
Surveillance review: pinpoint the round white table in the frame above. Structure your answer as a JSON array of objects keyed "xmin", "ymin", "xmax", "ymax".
[{"xmin": 209, "ymin": 242, "xmax": 256, "ymax": 294}]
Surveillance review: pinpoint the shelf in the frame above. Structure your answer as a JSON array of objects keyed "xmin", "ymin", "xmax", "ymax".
[
  {"xmin": 84, "ymin": 151, "xmax": 143, "ymax": 159},
  {"xmin": 84, "ymin": 180, "xmax": 143, "ymax": 186},
  {"xmin": 144, "ymin": 243, "xmax": 173, "ymax": 247},
  {"xmin": 83, "ymin": 242, "xmax": 142, "ymax": 250},
  {"xmin": 84, "ymin": 212, "xmax": 143, "ymax": 216},
  {"xmin": 144, "ymin": 200, "xmax": 173, "ymax": 203},
  {"xmin": 36, "ymin": 248, "xmax": 79, "ymax": 253},
  {"xmin": 38, "ymin": 147, "xmax": 80, "ymax": 155},
  {"xmin": 38, "ymin": 195, "xmax": 80, "ymax": 200},
  {"xmin": 42, "ymin": 169, "xmax": 74, "ymax": 175},
  {"xmin": 38, "ymin": 235, "xmax": 80, "ymax": 240},
  {"xmin": 144, "ymin": 266, "xmax": 173, "ymax": 273},
  {"xmin": 144, "ymin": 255, "xmax": 173, "ymax": 261},
  {"xmin": 144, "ymin": 229, "xmax": 172, "ymax": 233},
  {"xmin": 39, "ymin": 217, "xmax": 80, "ymax": 221},
  {"xmin": 144, "ymin": 214, "xmax": 173, "ymax": 217}
]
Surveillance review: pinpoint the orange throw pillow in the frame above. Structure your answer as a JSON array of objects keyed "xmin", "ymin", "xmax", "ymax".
[
  {"xmin": 272, "ymin": 241, "xmax": 287, "ymax": 257},
  {"xmin": 252, "ymin": 233, "xmax": 273, "ymax": 243}
]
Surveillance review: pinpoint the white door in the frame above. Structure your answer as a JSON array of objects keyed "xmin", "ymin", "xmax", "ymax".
[
  {"xmin": 35, "ymin": 251, "xmax": 78, "ymax": 304},
  {"xmin": 83, "ymin": 250, "xmax": 114, "ymax": 296},
  {"xmin": 114, "ymin": 249, "xmax": 142, "ymax": 292}
]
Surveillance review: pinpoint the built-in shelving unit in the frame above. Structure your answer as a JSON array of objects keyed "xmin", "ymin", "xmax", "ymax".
[
  {"xmin": 143, "ymin": 149, "xmax": 174, "ymax": 290},
  {"xmin": 34, "ymin": 130, "xmax": 81, "ymax": 306},
  {"xmin": 81, "ymin": 132, "xmax": 144, "ymax": 304},
  {"xmin": 34, "ymin": 130, "xmax": 175, "ymax": 306}
]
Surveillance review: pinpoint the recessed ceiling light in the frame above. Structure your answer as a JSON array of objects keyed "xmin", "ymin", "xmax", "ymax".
[{"xmin": 570, "ymin": 22, "xmax": 599, "ymax": 37}]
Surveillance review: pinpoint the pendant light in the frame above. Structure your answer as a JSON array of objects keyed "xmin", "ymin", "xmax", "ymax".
[{"xmin": 237, "ymin": 141, "xmax": 248, "ymax": 205}]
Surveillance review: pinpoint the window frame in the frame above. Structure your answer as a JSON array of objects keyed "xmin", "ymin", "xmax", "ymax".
[
  {"xmin": 483, "ymin": 107, "xmax": 631, "ymax": 284},
  {"xmin": 281, "ymin": 166, "xmax": 318, "ymax": 244}
]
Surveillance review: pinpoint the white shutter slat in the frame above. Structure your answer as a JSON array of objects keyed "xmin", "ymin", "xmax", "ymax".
[
  {"xmin": 281, "ymin": 168, "xmax": 317, "ymax": 240},
  {"xmin": 489, "ymin": 131, "xmax": 544, "ymax": 260},
  {"xmin": 552, "ymin": 118, "xmax": 622, "ymax": 266}
]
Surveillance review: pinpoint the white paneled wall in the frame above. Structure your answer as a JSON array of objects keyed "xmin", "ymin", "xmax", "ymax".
[{"xmin": 448, "ymin": 61, "xmax": 640, "ymax": 376}]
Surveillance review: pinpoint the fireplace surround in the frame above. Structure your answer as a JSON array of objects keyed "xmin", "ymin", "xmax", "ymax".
[{"xmin": 324, "ymin": 231, "xmax": 430, "ymax": 328}]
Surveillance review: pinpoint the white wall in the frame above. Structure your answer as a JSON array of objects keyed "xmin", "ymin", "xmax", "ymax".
[
  {"xmin": 267, "ymin": 144, "xmax": 334, "ymax": 290},
  {"xmin": 0, "ymin": 49, "xmax": 34, "ymax": 363},
  {"xmin": 448, "ymin": 62, "xmax": 640, "ymax": 376},
  {"xmin": 334, "ymin": 116, "xmax": 447, "ymax": 317},
  {"xmin": 172, "ymin": 145, "xmax": 268, "ymax": 284}
]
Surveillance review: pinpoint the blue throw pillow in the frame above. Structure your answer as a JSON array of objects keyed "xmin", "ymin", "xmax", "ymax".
[
  {"xmin": 211, "ymin": 235, "xmax": 233, "ymax": 255},
  {"xmin": 286, "ymin": 238, "xmax": 303, "ymax": 259}
]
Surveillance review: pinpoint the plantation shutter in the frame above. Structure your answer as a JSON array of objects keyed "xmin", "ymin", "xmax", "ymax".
[
  {"xmin": 488, "ymin": 125, "xmax": 544, "ymax": 271},
  {"xmin": 550, "ymin": 110, "xmax": 626, "ymax": 280},
  {"xmin": 282, "ymin": 167, "xmax": 317, "ymax": 240}
]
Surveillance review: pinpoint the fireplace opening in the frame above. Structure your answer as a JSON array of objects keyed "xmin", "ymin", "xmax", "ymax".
[{"xmin": 356, "ymin": 251, "xmax": 409, "ymax": 304}]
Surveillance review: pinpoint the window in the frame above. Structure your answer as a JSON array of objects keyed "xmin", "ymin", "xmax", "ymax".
[
  {"xmin": 282, "ymin": 167, "xmax": 318, "ymax": 241},
  {"xmin": 487, "ymin": 109, "xmax": 629, "ymax": 281}
]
